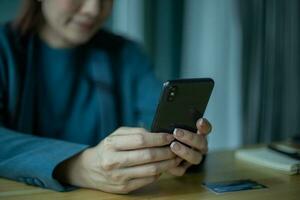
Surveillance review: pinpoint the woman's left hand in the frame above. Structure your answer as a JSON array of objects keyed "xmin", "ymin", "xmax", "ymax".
[{"xmin": 167, "ymin": 118, "xmax": 212, "ymax": 176}]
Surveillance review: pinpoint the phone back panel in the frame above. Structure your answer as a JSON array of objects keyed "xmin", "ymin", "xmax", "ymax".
[{"xmin": 151, "ymin": 78, "xmax": 214, "ymax": 133}]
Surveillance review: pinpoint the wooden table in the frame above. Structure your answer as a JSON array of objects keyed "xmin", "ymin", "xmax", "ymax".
[{"xmin": 0, "ymin": 150, "xmax": 299, "ymax": 200}]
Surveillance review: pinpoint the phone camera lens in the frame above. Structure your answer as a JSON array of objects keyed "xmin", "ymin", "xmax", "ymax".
[
  {"xmin": 170, "ymin": 86, "xmax": 177, "ymax": 92},
  {"xmin": 167, "ymin": 97, "xmax": 174, "ymax": 102},
  {"xmin": 167, "ymin": 86, "xmax": 177, "ymax": 102}
]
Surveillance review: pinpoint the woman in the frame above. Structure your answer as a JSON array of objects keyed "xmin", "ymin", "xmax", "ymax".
[{"xmin": 0, "ymin": 0, "xmax": 212, "ymax": 194}]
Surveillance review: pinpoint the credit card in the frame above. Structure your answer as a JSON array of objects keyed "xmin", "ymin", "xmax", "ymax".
[{"xmin": 202, "ymin": 179, "xmax": 267, "ymax": 194}]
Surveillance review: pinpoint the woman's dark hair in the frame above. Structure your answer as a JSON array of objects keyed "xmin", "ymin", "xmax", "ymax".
[{"xmin": 13, "ymin": 0, "xmax": 43, "ymax": 36}]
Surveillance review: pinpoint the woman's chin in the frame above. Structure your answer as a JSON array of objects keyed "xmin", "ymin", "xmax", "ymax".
[{"xmin": 66, "ymin": 33, "xmax": 93, "ymax": 47}]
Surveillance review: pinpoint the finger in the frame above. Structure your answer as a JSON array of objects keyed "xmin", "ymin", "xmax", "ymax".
[
  {"xmin": 201, "ymin": 136, "xmax": 208, "ymax": 154},
  {"xmin": 110, "ymin": 176, "xmax": 158, "ymax": 194},
  {"xmin": 125, "ymin": 176, "xmax": 159, "ymax": 193},
  {"xmin": 168, "ymin": 161, "xmax": 192, "ymax": 176},
  {"xmin": 119, "ymin": 157, "xmax": 182, "ymax": 180},
  {"xmin": 173, "ymin": 128, "xmax": 207, "ymax": 153},
  {"xmin": 113, "ymin": 127, "xmax": 149, "ymax": 135},
  {"xmin": 113, "ymin": 147, "xmax": 176, "ymax": 168},
  {"xmin": 170, "ymin": 141, "xmax": 203, "ymax": 165},
  {"xmin": 196, "ymin": 118, "xmax": 212, "ymax": 135},
  {"xmin": 106, "ymin": 132, "xmax": 174, "ymax": 150}
]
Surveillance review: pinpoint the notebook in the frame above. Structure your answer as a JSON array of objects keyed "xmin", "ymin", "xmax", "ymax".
[{"xmin": 235, "ymin": 147, "xmax": 300, "ymax": 175}]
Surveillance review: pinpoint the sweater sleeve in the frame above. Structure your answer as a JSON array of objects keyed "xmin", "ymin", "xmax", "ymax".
[
  {"xmin": 0, "ymin": 129, "xmax": 88, "ymax": 191},
  {"xmin": 0, "ymin": 41, "xmax": 88, "ymax": 192}
]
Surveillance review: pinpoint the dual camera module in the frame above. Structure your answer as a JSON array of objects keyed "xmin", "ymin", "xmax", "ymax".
[{"xmin": 167, "ymin": 86, "xmax": 177, "ymax": 102}]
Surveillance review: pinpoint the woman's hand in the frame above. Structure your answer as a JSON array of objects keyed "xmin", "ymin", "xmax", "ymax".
[
  {"xmin": 53, "ymin": 127, "xmax": 180, "ymax": 194},
  {"xmin": 167, "ymin": 118, "xmax": 212, "ymax": 176}
]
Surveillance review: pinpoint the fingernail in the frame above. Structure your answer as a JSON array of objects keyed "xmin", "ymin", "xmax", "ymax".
[
  {"xmin": 199, "ymin": 118, "xmax": 204, "ymax": 125},
  {"xmin": 173, "ymin": 128, "xmax": 184, "ymax": 138},
  {"xmin": 171, "ymin": 142, "xmax": 180, "ymax": 151},
  {"xmin": 167, "ymin": 134, "xmax": 174, "ymax": 142},
  {"xmin": 198, "ymin": 119, "xmax": 208, "ymax": 134}
]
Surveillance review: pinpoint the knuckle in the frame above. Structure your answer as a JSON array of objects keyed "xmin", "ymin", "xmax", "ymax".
[
  {"xmin": 145, "ymin": 150, "xmax": 156, "ymax": 161},
  {"xmin": 100, "ymin": 162, "xmax": 112, "ymax": 171},
  {"xmin": 135, "ymin": 134, "xmax": 146, "ymax": 146},
  {"xmin": 148, "ymin": 165, "xmax": 159, "ymax": 175},
  {"xmin": 103, "ymin": 170, "xmax": 113, "ymax": 179},
  {"xmin": 160, "ymin": 133, "xmax": 168, "ymax": 142},
  {"xmin": 136, "ymin": 127, "xmax": 147, "ymax": 133},
  {"xmin": 103, "ymin": 137, "xmax": 114, "ymax": 149},
  {"xmin": 118, "ymin": 185, "xmax": 131, "ymax": 194},
  {"xmin": 186, "ymin": 132, "xmax": 194, "ymax": 141},
  {"xmin": 181, "ymin": 146, "xmax": 190, "ymax": 157},
  {"xmin": 101, "ymin": 159, "xmax": 117, "ymax": 171},
  {"xmin": 166, "ymin": 148, "xmax": 176, "ymax": 158},
  {"xmin": 110, "ymin": 173, "xmax": 126, "ymax": 183},
  {"xmin": 182, "ymin": 148, "xmax": 199, "ymax": 165}
]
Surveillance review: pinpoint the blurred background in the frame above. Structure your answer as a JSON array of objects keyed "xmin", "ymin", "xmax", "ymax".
[{"xmin": 1, "ymin": 0, "xmax": 300, "ymax": 151}]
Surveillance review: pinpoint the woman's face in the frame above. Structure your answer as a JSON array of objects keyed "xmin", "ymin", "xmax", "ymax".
[{"xmin": 40, "ymin": 0, "xmax": 113, "ymax": 48}]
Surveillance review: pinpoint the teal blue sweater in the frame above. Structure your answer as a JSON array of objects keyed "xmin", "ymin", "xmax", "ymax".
[{"xmin": 0, "ymin": 24, "xmax": 161, "ymax": 191}]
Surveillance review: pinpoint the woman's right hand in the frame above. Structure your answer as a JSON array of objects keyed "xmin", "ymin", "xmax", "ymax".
[{"xmin": 54, "ymin": 127, "xmax": 181, "ymax": 194}]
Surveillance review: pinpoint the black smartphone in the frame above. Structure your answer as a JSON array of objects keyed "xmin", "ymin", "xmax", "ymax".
[{"xmin": 151, "ymin": 78, "xmax": 214, "ymax": 133}]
